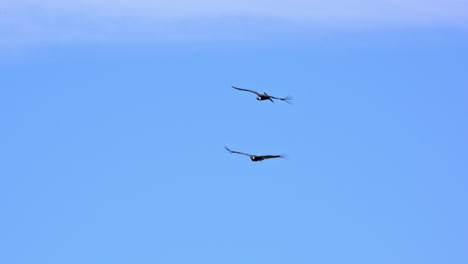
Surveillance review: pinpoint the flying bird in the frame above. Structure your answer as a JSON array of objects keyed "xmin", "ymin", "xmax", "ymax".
[
  {"xmin": 224, "ymin": 146, "xmax": 285, "ymax": 162},
  {"xmin": 232, "ymin": 86, "xmax": 292, "ymax": 103}
]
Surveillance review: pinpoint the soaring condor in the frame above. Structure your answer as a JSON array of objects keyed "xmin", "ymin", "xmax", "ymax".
[
  {"xmin": 232, "ymin": 86, "xmax": 292, "ymax": 104},
  {"xmin": 224, "ymin": 146, "xmax": 285, "ymax": 162}
]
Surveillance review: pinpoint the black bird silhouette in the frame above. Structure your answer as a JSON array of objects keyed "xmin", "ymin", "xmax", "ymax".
[
  {"xmin": 225, "ymin": 146, "xmax": 285, "ymax": 162},
  {"xmin": 232, "ymin": 86, "xmax": 292, "ymax": 103}
]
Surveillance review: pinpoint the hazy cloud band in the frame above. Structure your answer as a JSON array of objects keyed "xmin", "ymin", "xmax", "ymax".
[{"xmin": 2, "ymin": 0, "xmax": 468, "ymax": 46}]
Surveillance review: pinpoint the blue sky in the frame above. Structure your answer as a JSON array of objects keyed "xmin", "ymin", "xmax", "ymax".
[{"xmin": 1, "ymin": 1, "xmax": 468, "ymax": 263}]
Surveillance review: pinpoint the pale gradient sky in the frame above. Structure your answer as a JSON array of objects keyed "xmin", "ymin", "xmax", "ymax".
[
  {"xmin": 1, "ymin": 2, "xmax": 468, "ymax": 264},
  {"xmin": 2, "ymin": 0, "xmax": 468, "ymax": 46}
]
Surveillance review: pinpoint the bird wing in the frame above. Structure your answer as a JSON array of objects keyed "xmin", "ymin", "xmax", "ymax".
[
  {"xmin": 269, "ymin": 95, "xmax": 293, "ymax": 104},
  {"xmin": 259, "ymin": 154, "xmax": 285, "ymax": 159},
  {"xmin": 224, "ymin": 146, "xmax": 252, "ymax": 157},
  {"xmin": 232, "ymin": 86, "xmax": 261, "ymax": 96}
]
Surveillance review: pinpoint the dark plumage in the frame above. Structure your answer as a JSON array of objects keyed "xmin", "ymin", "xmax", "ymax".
[
  {"xmin": 224, "ymin": 146, "xmax": 285, "ymax": 162},
  {"xmin": 232, "ymin": 86, "xmax": 292, "ymax": 104}
]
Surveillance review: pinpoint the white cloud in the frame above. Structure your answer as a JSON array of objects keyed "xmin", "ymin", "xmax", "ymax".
[{"xmin": 1, "ymin": 0, "xmax": 468, "ymax": 46}]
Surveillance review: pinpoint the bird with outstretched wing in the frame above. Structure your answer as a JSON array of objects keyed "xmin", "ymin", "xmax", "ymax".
[
  {"xmin": 232, "ymin": 86, "xmax": 292, "ymax": 104},
  {"xmin": 225, "ymin": 146, "xmax": 285, "ymax": 162}
]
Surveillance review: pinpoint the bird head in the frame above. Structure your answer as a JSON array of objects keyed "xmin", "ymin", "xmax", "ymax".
[{"xmin": 256, "ymin": 96, "xmax": 261, "ymax": 100}]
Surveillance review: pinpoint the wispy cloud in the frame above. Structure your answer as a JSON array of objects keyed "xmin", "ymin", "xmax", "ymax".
[{"xmin": 2, "ymin": 0, "xmax": 467, "ymax": 46}]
